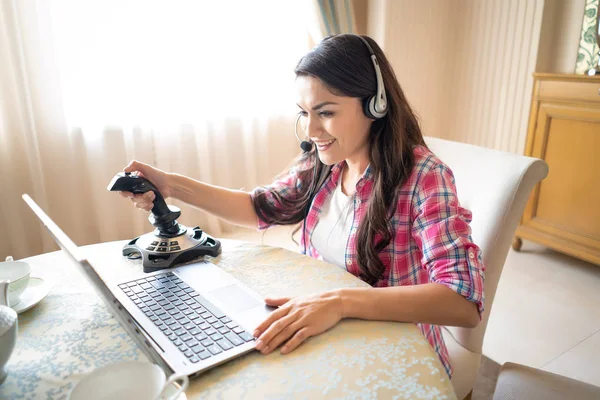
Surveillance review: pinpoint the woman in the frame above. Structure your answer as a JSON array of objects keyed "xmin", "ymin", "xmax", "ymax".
[{"xmin": 120, "ymin": 34, "xmax": 484, "ymax": 378}]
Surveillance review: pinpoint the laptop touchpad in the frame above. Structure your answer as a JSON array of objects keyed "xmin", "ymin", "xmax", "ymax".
[{"xmin": 209, "ymin": 284, "xmax": 261, "ymax": 313}]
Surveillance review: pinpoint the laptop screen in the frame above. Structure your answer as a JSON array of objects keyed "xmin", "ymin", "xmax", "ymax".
[
  {"xmin": 22, "ymin": 193, "xmax": 174, "ymax": 372},
  {"xmin": 22, "ymin": 194, "xmax": 85, "ymax": 263},
  {"xmin": 21, "ymin": 194, "xmax": 119, "ymax": 301}
]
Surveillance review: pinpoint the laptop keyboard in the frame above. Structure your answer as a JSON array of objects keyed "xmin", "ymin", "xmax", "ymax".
[{"xmin": 118, "ymin": 272, "xmax": 255, "ymax": 364}]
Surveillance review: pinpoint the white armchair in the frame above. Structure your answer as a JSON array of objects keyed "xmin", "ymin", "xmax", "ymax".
[{"xmin": 425, "ymin": 137, "xmax": 549, "ymax": 400}]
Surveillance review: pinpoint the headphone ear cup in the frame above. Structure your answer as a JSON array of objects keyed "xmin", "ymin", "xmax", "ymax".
[
  {"xmin": 364, "ymin": 95, "xmax": 388, "ymax": 120},
  {"xmin": 363, "ymin": 96, "xmax": 376, "ymax": 119}
]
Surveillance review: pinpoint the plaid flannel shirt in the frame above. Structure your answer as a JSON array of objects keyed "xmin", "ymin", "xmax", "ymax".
[{"xmin": 251, "ymin": 145, "xmax": 485, "ymax": 377}]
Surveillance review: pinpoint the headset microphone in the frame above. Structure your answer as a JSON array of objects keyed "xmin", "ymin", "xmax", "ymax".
[
  {"xmin": 294, "ymin": 114, "xmax": 313, "ymax": 152},
  {"xmin": 300, "ymin": 140, "xmax": 313, "ymax": 152}
]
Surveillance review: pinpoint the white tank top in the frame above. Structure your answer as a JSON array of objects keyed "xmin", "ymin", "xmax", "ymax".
[{"xmin": 311, "ymin": 177, "xmax": 355, "ymax": 270}]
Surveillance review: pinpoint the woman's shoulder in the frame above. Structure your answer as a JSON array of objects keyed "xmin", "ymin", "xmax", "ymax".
[
  {"xmin": 371, "ymin": 145, "xmax": 461, "ymax": 219},
  {"xmin": 409, "ymin": 145, "xmax": 454, "ymax": 183},
  {"xmin": 389, "ymin": 145, "xmax": 459, "ymax": 215}
]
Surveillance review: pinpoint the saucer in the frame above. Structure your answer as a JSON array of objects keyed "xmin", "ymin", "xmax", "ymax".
[{"xmin": 11, "ymin": 277, "xmax": 52, "ymax": 314}]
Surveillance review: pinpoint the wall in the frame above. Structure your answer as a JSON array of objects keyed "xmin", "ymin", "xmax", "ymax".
[
  {"xmin": 363, "ymin": 0, "xmax": 585, "ymax": 154},
  {"xmin": 366, "ymin": 0, "xmax": 459, "ymax": 145},
  {"xmin": 449, "ymin": 0, "xmax": 544, "ymax": 153},
  {"xmin": 537, "ymin": 0, "xmax": 586, "ymax": 73},
  {"xmin": 352, "ymin": 0, "xmax": 368, "ymax": 35}
]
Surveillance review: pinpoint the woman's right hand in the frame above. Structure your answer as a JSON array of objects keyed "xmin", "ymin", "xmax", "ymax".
[{"xmin": 120, "ymin": 160, "xmax": 173, "ymax": 212}]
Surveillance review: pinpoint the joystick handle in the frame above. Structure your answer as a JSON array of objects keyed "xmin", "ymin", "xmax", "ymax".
[
  {"xmin": 107, "ymin": 172, "xmax": 185, "ymax": 237},
  {"xmin": 107, "ymin": 172, "xmax": 171, "ymax": 217}
]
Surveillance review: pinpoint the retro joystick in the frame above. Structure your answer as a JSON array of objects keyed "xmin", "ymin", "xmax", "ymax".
[{"xmin": 107, "ymin": 172, "xmax": 221, "ymax": 272}]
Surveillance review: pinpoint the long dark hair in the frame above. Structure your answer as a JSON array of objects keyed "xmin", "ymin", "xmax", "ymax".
[{"xmin": 253, "ymin": 34, "xmax": 425, "ymax": 286}]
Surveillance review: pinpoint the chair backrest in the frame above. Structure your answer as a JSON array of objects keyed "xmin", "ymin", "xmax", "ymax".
[{"xmin": 424, "ymin": 137, "xmax": 548, "ymax": 353}]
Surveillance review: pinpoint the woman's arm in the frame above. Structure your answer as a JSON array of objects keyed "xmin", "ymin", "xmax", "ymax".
[
  {"xmin": 122, "ymin": 160, "xmax": 258, "ymax": 229},
  {"xmin": 337, "ymin": 283, "xmax": 481, "ymax": 328},
  {"xmin": 168, "ymin": 173, "xmax": 258, "ymax": 229},
  {"xmin": 252, "ymin": 282, "xmax": 479, "ymax": 356},
  {"xmin": 124, "ymin": 158, "xmax": 307, "ymax": 231},
  {"xmin": 406, "ymin": 162, "xmax": 485, "ymax": 327}
]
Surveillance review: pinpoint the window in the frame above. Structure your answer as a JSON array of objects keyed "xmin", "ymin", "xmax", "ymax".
[{"xmin": 49, "ymin": 0, "xmax": 309, "ymax": 128}]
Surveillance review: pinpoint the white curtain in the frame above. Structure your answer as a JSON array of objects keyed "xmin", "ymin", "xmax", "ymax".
[
  {"xmin": 0, "ymin": 0, "xmax": 310, "ymax": 260},
  {"xmin": 307, "ymin": 0, "xmax": 357, "ymax": 41}
]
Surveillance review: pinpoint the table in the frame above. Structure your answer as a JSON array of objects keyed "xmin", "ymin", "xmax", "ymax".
[{"xmin": 1, "ymin": 240, "xmax": 457, "ymax": 399}]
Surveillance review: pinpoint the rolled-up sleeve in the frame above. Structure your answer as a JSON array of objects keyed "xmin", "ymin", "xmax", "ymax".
[
  {"xmin": 250, "ymin": 160, "xmax": 311, "ymax": 231},
  {"xmin": 411, "ymin": 164, "xmax": 485, "ymax": 317}
]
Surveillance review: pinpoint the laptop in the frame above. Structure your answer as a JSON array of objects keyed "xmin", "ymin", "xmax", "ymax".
[{"xmin": 22, "ymin": 194, "xmax": 273, "ymax": 378}]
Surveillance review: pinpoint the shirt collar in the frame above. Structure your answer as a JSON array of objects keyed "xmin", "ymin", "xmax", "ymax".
[{"xmin": 329, "ymin": 161, "xmax": 374, "ymax": 190}]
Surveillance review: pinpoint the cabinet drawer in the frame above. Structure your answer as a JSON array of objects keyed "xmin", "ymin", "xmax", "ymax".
[{"xmin": 538, "ymin": 79, "xmax": 600, "ymax": 103}]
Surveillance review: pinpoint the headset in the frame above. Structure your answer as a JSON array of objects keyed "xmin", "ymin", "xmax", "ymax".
[
  {"xmin": 357, "ymin": 35, "xmax": 389, "ymax": 120},
  {"xmin": 295, "ymin": 35, "xmax": 388, "ymax": 152},
  {"xmin": 294, "ymin": 34, "xmax": 388, "ymax": 252}
]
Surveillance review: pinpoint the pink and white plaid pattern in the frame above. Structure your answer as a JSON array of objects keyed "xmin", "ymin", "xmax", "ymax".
[{"xmin": 251, "ymin": 145, "xmax": 485, "ymax": 377}]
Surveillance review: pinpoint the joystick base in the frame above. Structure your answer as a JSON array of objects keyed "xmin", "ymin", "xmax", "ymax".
[{"xmin": 122, "ymin": 225, "xmax": 221, "ymax": 272}]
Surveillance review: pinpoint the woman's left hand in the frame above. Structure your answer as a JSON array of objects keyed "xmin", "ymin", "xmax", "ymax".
[{"xmin": 253, "ymin": 291, "xmax": 343, "ymax": 355}]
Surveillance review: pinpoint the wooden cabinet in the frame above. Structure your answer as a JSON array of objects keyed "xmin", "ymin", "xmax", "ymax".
[{"xmin": 514, "ymin": 73, "xmax": 600, "ymax": 265}]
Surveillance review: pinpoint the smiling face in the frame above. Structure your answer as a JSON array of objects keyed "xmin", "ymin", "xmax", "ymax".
[{"xmin": 296, "ymin": 75, "xmax": 373, "ymax": 169}]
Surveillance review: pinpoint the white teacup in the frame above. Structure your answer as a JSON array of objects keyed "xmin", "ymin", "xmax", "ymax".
[
  {"xmin": 0, "ymin": 258, "xmax": 32, "ymax": 307},
  {"xmin": 69, "ymin": 361, "xmax": 189, "ymax": 400}
]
